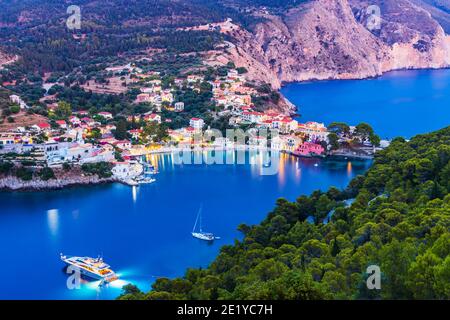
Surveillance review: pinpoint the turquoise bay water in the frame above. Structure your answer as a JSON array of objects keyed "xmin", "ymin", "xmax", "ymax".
[
  {"xmin": 282, "ymin": 69, "xmax": 450, "ymax": 139},
  {"xmin": 0, "ymin": 153, "xmax": 369, "ymax": 299}
]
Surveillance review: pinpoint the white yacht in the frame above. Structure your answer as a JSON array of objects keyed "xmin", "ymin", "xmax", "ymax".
[{"xmin": 60, "ymin": 254, "xmax": 118, "ymax": 283}]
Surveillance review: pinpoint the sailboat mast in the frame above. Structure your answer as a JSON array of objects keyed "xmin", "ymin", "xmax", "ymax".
[{"xmin": 192, "ymin": 205, "xmax": 202, "ymax": 233}]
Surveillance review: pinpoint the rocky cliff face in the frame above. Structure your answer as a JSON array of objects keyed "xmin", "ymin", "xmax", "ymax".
[
  {"xmin": 216, "ymin": 0, "xmax": 450, "ymax": 88},
  {"xmin": 0, "ymin": 174, "xmax": 115, "ymax": 191}
]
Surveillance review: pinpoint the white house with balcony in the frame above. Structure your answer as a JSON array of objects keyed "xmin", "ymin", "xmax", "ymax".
[{"xmin": 189, "ymin": 118, "xmax": 204, "ymax": 130}]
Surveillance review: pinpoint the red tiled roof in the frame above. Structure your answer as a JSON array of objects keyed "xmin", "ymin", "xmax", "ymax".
[{"xmin": 37, "ymin": 122, "xmax": 51, "ymax": 129}]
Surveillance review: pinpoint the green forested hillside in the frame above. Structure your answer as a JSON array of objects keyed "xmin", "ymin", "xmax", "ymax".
[
  {"xmin": 0, "ymin": 0, "xmax": 248, "ymax": 74},
  {"xmin": 119, "ymin": 127, "xmax": 450, "ymax": 300}
]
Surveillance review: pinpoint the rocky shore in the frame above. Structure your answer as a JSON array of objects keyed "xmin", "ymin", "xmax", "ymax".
[{"xmin": 0, "ymin": 175, "xmax": 116, "ymax": 191}]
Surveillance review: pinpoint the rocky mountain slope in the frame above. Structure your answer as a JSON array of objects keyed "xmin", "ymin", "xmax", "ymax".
[
  {"xmin": 1, "ymin": 0, "xmax": 449, "ymax": 89},
  {"xmin": 214, "ymin": 0, "xmax": 450, "ymax": 88}
]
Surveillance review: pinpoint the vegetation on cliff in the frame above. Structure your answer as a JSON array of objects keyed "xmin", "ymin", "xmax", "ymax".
[{"xmin": 119, "ymin": 126, "xmax": 450, "ymax": 300}]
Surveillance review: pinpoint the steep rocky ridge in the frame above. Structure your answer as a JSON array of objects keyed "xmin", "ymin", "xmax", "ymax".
[{"xmin": 214, "ymin": 0, "xmax": 450, "ymax": 88}]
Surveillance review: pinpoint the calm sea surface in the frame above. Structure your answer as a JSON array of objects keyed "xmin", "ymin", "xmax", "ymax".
[{"xmin": 282, "ymin": 69, "xmax": 450, "ymax": 139}]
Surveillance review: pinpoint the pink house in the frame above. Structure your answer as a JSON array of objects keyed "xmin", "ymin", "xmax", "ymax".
[
  {"xmin": 69, "ymin": 116, "xmax": 81, "ymax": 126},
  {"xmin": 136, "ymin": 93, "xmax": 151, "ymax": 103},
  {"xmin": 295, "ymin": 142, "xmax": 325, "ymax": 157}
]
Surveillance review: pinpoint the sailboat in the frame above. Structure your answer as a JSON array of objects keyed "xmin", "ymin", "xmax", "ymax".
[{"xmin": 192, "ymin": 205, "xmax": 219, "ymax": 241}]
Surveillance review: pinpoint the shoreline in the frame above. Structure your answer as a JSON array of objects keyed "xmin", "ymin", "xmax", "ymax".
[
  {"xmin": 279, "ymin": 66, "xmax": 450, "ymax": 87},
  {"xmin": 0, "ymin": 175, "xmax": 117, "ymax": 192}
]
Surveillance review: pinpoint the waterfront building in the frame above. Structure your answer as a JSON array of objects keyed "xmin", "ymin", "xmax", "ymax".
[
  {"xmin": 298, "ymin": 122, "xmax": 329, "ymax": 141},
  {"xmin": 279, "ymin": 118, "xmax": 299, "ymax": 134},
  {"xmin": 43, "ymin": 142, "xmax": 70, "ymax": 166},
  {"xmin": 112, "ymin": 140, "xmax": 132, "ymax": 150},
  {"xmin": 242, "ymin": 111, "xmax": 264, "ymax": 124},
  {"xmin": 66, "ymin": 143, "xmax": 97, "ymax": 162},
  {"xmin": 73, "ymin": 110, "xmax": 89, "ymax": 116},
  {"xmin": 295, "ymin": 142, "xmax": 325, "ymax": 157}
]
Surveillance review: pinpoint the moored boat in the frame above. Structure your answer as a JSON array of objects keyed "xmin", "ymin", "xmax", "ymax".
[
  {"xmin": 136, "ymin": 176, "xmax": 156, "ymax": 184},
  {"xmin": 191, "ymin": 205, "xmax": 219, "ymax": 242},
  {"xmin": 60, "ymin": 254, "xmax": 118, "ymax": 283}
]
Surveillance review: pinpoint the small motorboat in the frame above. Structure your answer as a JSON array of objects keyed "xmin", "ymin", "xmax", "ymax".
[{"xmin": 136, "ymin": 176, "xmax": 156, "ymax": 184}]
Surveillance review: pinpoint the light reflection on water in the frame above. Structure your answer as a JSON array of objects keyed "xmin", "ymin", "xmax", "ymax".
[
  {"xmin": 47, "ymin": 209, "xmax": 59, "ymax": 237},
  {"xmin": 347, "ymin": 161, "xmax": 353, "ymax": 178}
]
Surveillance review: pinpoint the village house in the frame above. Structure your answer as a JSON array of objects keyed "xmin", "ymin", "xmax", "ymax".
[
  {"xmin": 248, "ymin": 136, "xmax": 268, "ymax": 148},
  {"xmin": 128, "ymin": 129, "xmax": 142, "ymax": 140},
  {"xmin": 279, "ymin": 118, "xmax": 299, "ymax": 134},
  {"xmin": 295, "ymin": 142, "xmax": 325, "ymax": 157},
  {"xmin": 112, "ymin": 140, "xmax": 132, "ymax": 150},
  {"xmin": 81, "ymin": 145, "xmax": 115, "ymax": 164},
  {"xmin": 136, "ymin": 93, "xmax": 152, "ymax": 104},
  {"xmin": 98, "ymin": 112, "xmax": 113, "ymax": 120},
  {"xmin": 101, "ymin": 124, "xmax": 116, "ymax": 134},
  {"xmin": 298, "ymin": 122, "xmax": 329, "ymax": 141},
  {"xmin": 127, "ymin": 115, "xmax": 142, "ymax": 122},
  {"xmin": 55, "ymin": 120, "xmax": 67, "ymax": 129},
  {"xmin": 0, "ymin": 136, "xmax": 15, "ymax": 146},
  {"xmin": 189, "ymin": 118, "xmax": 205, "ymax": 130},
  {"xmin": 111, "ymin": 162, "xmax": 132, "ymax": 179},
  {"xmin": 257, "ymin": 119, "xmax": 274, "ymax": 130},
  {"xmin": 65, "ymin": 143, "xmax": 98, "ymax": 162},
  {"xmin": 143, "ymin": 113, "xmax": 162, "ymax": 124},
  {"xmin": 9, "ymin": 94, "xmax": 29, "ymax": 109},
  {"xmin": 81, "ymin": 117, "xmax": 96, "ymax": 127},
  {"xmin": 211, "ymin": 80, "xmax": 222, "ymax": 89},
  {"xmin": 187, "ymin": 75, "xmax": 203, "ymax": 83},
  {"xmin": 215, "ymin": 96, "xmax": 228, "ymax": 106},
  {"xmin": 140, "ymin": 87, "xmax": 153, "ymax": 94},
  {"xmin": 271, "ymin": 136, "xmax": 302, "ymax": 152},
  {"xmin": 161, "ymin": 90, "xmax": 174, "ymax": 103},
  {"xmin": 99, "ymin": 136, "xmax": 118, "ymax": 145},
  {"xmin": 33, "ymin": 122, "xmax": 51, "ymax": 132},
  {"xmin": 69, "ymin": 116, "xmax": 81, "ymax": 126},
  {"xmin": 174, "ymin": 102, "xmax": 185, "ymax": 112},
  {"xmin": 242, "ymin": 111, "xmax": 265, "ymax": 124},
  {"xmin": 73, "ymin": 110, "xmax": 89, "ymax": 117},
  {"xmin": 43, "ymin": 142, "xmax": 71, "ymax": 165}
]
